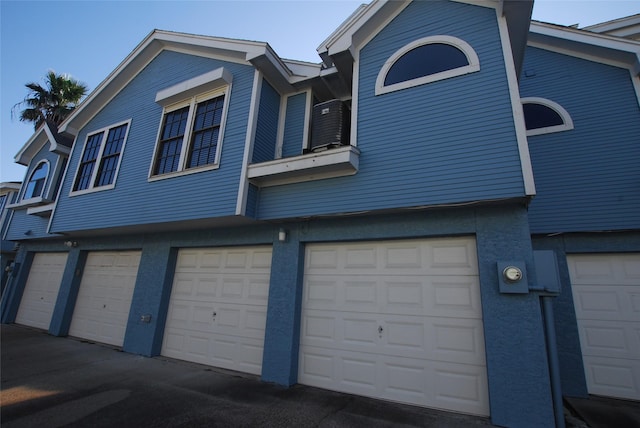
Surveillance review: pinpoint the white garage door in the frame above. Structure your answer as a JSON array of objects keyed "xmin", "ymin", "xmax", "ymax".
[
  {"xmin": 16, "ymin": 252, "xmax": 68, "ymax": 330},
  {"xmin": 568, "ymin": 253, "xmax": 640, "ymax": 400},
  {"xmin": 299, "ymin": 237, "xmax": 489, "ymax": 416},
  {"xmin": 162, "ymin": 246, "xmax": 272, "ymax": 375},
  {"xmin": 68, "ymin": 251, "xmax": 140, "ymax": 347}
]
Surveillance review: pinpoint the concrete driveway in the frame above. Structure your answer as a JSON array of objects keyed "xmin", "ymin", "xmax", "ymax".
[{"xmin": 1, "ymin": 325, "xmax": 496, "ymax": 428}]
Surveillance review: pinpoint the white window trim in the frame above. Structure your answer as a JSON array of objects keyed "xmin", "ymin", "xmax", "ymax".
[
  {"xmin": 148, "ymin": 85, "xmax": 231, "ymax": 181},
  {"xmin": 275, "ymin": 89, "xmax": 313, "ymax": 159},
  {"xmin": 375, "ymin": 35, "xmax": 480, "ymax": 96},
  {"xmin": 22, "ymin": 159, "xmax": 50, "ymax": 201},
  {"xmin": 69, "ymin": 119, "xmax": 131, "ymax": 196},
  {"xmin": 521, "ymin": 97, "xmax": 574, "ymax": 137}
]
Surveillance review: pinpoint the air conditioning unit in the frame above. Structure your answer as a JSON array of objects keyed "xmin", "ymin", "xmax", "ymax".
[{"xmin": 309, "ymin": 99, "xmax": 350, "ymax": 152}]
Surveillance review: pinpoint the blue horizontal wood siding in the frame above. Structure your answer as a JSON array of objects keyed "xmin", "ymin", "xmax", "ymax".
[
  {"xmin": 50, "ymin": 51, "xmax": 255, "ymax": 233},
  {"xmin": 245, "ymin": 183, "xmax": 259, "ymax": 219},
  {"xmin": 520, "ymin": 47, "xmax": 640, "ymax": 233},
  {"xmin": 281, "ymin": 93, "xmax": 307, "ymax": 158},
  {"xmin": 257, "ymin": 1, "xmax": 525, "ymax": 220},
  {"xmin": 4, "ymin": 209, "xmax": 51, "ymax": 241},
  {"xmin": 252, "ymin": 79, "xmax": 280, "ymax": 163}
]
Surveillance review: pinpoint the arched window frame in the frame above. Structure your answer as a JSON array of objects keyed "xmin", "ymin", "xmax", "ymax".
[
  {"xmin": 375, "ymin": 35, "xmax": 480, "ymax": 96},
  {"xmin": 23, "ymin": 160, "xmax": 50, "ymax": 200},
  {"xmin": 521, "ymin": 97, "xmax": 574, "ymax": 137}
]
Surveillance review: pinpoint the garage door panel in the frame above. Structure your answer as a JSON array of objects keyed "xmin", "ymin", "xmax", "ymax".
[
  {"xmin": 302, "ymin": 309, "xmax": 484, "ymax": 366},
  {"xmin": 583, "ymin": 355, "xmax": 640, "ymax": 400},
  {"xmin": 570, "ymin": 254, "xmax": 640, "ymax": 285},
  {"xmin": 69, "ymin": 251, "xmax": 140, "ymax": 347},
  {"xmin": 177, "ymin": 248, "xmax": 272, "ymax": 272},
  {"xmin": 304, "ymin": 275, "xmax": 482, "ymax": 319},
  {"xmin": 300, "ymin": 237, "xmax": 488, "ymax": 416},
  {"xmin": 306, "ymin": 239, "xmax": 478, "ymax": 276},
  {"xmin": 171, "ymin": 273, "xmax": 269, "ymax": 305},
  {"xmin": 432, "ymin": 362, "xmax": 489, "ymax": 414},
  {"xmin": 574, "ymin": 285, "xmax": 638, "ymax": 322},
  {"xmin": 16, "ymin": 253, "xmax": 68, "ymax": 330},
  {"xmin": 578, "ymin": 320, "xmax": 639, "ymax": 359},
  {"xmin": 162, "ymin": 246, "xmax": 271, "ymax": 375},
  {"xmin": 569, "ymin": 253, "xmax": 640, "ymax": 400},
  {"xmin": 299, "ymin": 344, "xmax": 489, "ymax": 414}
]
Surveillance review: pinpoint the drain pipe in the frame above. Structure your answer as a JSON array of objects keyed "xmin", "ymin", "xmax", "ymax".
[
  {"xmin": 533, "ymin": 250, "xmax": 565, "ymax": 428},
  {"xmin": 541, "ymin": 295, "xmax": 565, "ymax": 428}
]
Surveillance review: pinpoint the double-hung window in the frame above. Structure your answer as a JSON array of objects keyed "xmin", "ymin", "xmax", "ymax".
[
  {"xmin": 72, "ymin": 120, "xmax": 130, "ymax": 194},
  {"xmin": 151, "ymin": 90, "xmax": 227, "ymax": 177}
]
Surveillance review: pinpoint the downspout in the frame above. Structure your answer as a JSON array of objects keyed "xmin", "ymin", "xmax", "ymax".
[
  {"xmin": 541, "ymin": 295, "xmax": 565, "ymax": 428},
  {"xmin": 533, "ymin": 250, "xmax": 565, "ymax": 428}
]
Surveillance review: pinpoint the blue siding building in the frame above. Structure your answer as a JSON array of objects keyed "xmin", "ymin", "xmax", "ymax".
[
  {"xmin": 521, "ymin": 20, "xmax": 640, "ymax": 403},
  {"xmin": 2, "ymin": 2, "xmax": 639, "ymax": 427}
]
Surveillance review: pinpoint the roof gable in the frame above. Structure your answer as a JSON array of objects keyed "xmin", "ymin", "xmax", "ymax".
[
  {"xmin": 316, "ymin": 0, "xmax": 533, "ymax": 77},
  {"xmin": 529, "ymin": 21, "xmax": 640, "ymax": 75},
  {"xmin": 14, "ymin": 121, "xmax": 72, "ymax": 166},
  {"xmin": 58, "ymin": 30, "xmax": 322, "ymax": 137}
]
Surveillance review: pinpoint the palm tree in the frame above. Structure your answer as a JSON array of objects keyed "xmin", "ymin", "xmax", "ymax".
[{"xmin": 13, "ymin": 70, "xmax": 87, "ymax": 130}]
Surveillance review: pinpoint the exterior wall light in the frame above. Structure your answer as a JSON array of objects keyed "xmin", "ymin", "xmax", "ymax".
[
  {"xmin": 64, "ymin": 241, "xmax": 78, "ymax": 248},
  {"xmin": 278, "ymin": 228, "xmax": 287, "ymax": 242}
]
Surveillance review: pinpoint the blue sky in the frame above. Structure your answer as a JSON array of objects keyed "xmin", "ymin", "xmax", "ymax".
[{"xmin": 1, "ymin": 0, "xmax": 638, "ymax": 182}]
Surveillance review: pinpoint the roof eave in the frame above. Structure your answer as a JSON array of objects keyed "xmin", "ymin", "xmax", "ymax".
[
  {"xmin": 58, "ymin": 30, "xmax": 297, "ymax": 134},
  {"xmin": 529, "ymin": 21, "xmax": 640, "ymax": 73}
]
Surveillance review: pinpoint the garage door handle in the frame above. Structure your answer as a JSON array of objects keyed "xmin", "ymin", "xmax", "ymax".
[
  {"xmin": 378, "ymin": 326, "xmax": 384, "ymax": 335},
  {"xmin": 212, "ymin": 311, "xmax": 217, "ymax": 320}
]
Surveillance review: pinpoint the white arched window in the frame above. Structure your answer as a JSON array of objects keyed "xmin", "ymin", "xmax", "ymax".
[
  {"xmin": 23, "ymin": 161, "xmax": 49, "ymax": 200},
  {"xmin": 521, "ymin": 97, "xmax": 574, "ymax": 136},
  {"xmin": 375, "ymin": 35, "xmax": 480, "ymax": 95}
]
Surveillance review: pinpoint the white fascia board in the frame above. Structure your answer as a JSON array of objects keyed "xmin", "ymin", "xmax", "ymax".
[
  {"xmin": 246, "ymin": 45, "xmax": 292, "ymax": 80},
  {"xmin": 155, "ymin": 68, "xmax": 233, "ymax": 106},
  {"xmin": 317, "ymin": 3, "xmax": 373, "ymax": 56},
  {"xmin": 58, "ymin": 30, "xmax": 160, "ymax": 135},
  {"xmin": 43, "ymin": 124, "xmax": 71, "ymax": 156},
  {"xmin": 14, "ymin": 125, "xmax": 48, "ymax": 166},
  {"xmin": 282, "ymin": 60, "xmax": 322, "ymax": 79},
  {"xmin": 530, "ymin": 22, "xmax": 640, "ymax": 65},
  {"xmin": 583, "ymin": 14, "xmax": 640, "ymax": 33},
  {"xmin": 323, "ymin": 0, "xmax": 405, "ymax": 57},
  {"xmin": 154, "ymin": 30, "xmax": 267, "ymax": 55},
  {"xmin": 0, "ymin": 183, "xmax": 22, "ymax": 194}
]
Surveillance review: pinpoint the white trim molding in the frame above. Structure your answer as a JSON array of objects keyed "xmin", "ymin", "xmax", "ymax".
[
  {"xmin": 375, "ymin": 35, "xmax": 480, "ymax": 95},
  {"xmin": 497, "ymin": 11, "xmax": 536, "ymax": 196},
  {"xmin": 236, "ymin": 70, "xmax": 263, "ymax": 215},
  {"xmin": 521, "ymin": 97, "xmax": 574, "ymax": 137},
  {"xmin": 155, "ymin": 67, "xmax": 233, "ymax": 107},
  {"xmin": 247, "ymin": 145, "xmax": 360, "ymax": 187}
]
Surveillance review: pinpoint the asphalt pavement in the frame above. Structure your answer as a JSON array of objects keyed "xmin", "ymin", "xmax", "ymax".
[
  {"xmin": 1, "ymin": 324, "xmax": 496, "ymax": 428},
  {"xmin": 4, "ymin": 324, "xmax": 636, "ymax": 428}
]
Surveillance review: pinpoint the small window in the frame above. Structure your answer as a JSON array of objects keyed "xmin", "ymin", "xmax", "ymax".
[
  {"xmin": 521, "ymin": 97, "xmax": 573, "ymax": 136},
  {"xmin": 72, "ymin": 121, "xmax": 130, "ymax": 194},
  {"xmin": 376, "ymin": 35, "xmax": 480, "ymax": 95},
  {"xmin": 24, "ymin": 161, "xmax": 49, "ymax": 199},
  {"xmin": 151, "ymin": 90, "xmax": 227, "ymax": 177}
]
